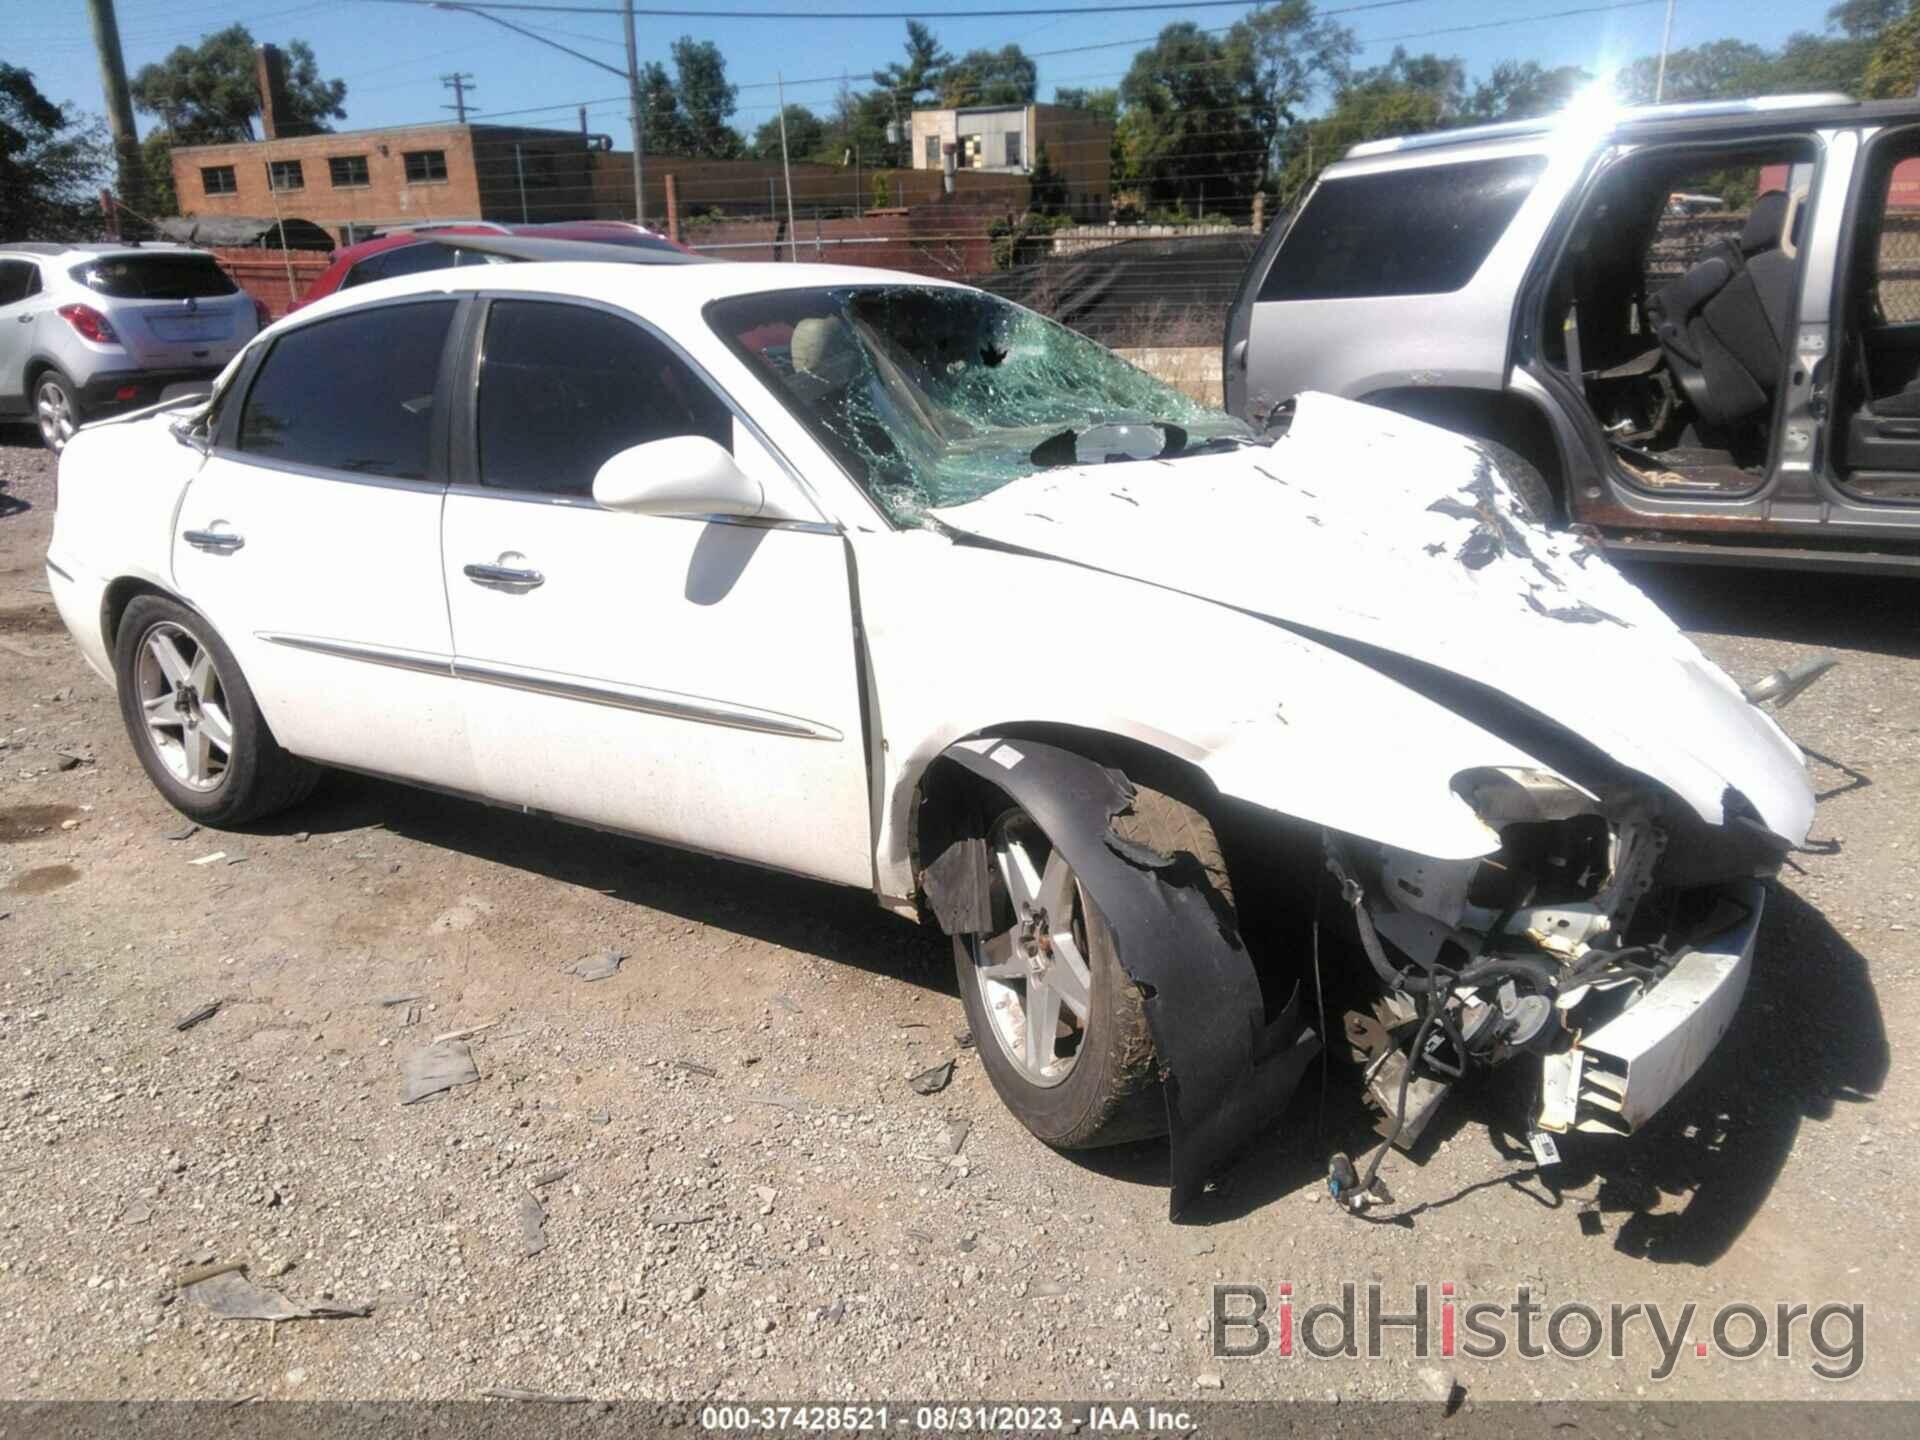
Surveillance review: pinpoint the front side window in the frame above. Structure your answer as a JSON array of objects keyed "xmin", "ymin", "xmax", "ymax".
[
  {"xmin": 329, "ymin": 155, "xmax": 370, "ymax": 187},
  {"xmin": 237, "ymin": 300, "xmax": 456, "ymax": 479},
  {"xmin": 268, "ymin": 159, "xmax": 304, "ymax": 192},
  {"xmin": 1260, "ymin": 153, "xmax": 1547, "ymax": 302},
  {"xmin": 201, "ymin": 165, "xmax": 237, "ymax": 196},
  {"xmin": 475, "ymin": 300, "xmax": 731, "ymax": 497},
  {"xmin": 709, "ymin": 286, "xmax": 1247, "ymax": 523},
  {"xmin": 405, "ymin": 150, "xmax": 449, "ymax": 183}
]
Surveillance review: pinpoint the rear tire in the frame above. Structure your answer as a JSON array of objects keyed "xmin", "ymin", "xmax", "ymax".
[
  {"xmin": 34, "ymin": 369, "xmax": 81, "ymax": 454},
  {"xmin": 1474, "ymin": 436, "xmax": 1557, "ymax": 526},
  {"xmin": 114, "ymin": 594, "xmax": 320, "ymax": 827},
  {"xmin": 954, "ymin": 781, "xmax": 1237, "ymax": 1150}
]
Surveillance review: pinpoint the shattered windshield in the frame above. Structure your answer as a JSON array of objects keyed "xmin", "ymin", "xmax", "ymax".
[{"xmin": 707, "ymin": 286, "xmax": 1253, "ymax": 524}]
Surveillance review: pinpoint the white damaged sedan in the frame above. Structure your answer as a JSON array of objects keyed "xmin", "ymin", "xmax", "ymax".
[{"xmin": 45, "ymin": 260, "xmax": 1817, "ymax": 1215}]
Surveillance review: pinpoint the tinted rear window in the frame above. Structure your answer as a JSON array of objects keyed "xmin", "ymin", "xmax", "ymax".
[
  {"xmin": 238, "ymin": 300, "xmax": 457, "ymax": 479},
  {"xmin": 74, "ymin": 254, "xmax": 238, "ymax": 299},
  {"xmin": 1259, "ymin": 153, "xmax": 1547, "ymax": 302}
]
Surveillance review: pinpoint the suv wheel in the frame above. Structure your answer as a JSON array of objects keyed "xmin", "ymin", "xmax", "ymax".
[{"xmin": 34, "ymin": 369, "xmax": 81, "ymax": 453}]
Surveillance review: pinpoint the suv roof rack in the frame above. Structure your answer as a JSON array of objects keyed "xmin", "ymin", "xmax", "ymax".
[{"xmin": 1344, "ymin": 92, "xmax": 1856, "ymax": 159}]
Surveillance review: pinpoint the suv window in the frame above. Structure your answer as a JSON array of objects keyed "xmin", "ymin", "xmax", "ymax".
[
  {"xmin": 1260, "ymin": 153, "xmax": 1548, "ymax": 302},
  {"xmin": 475, "ymin": 300, "xmax": 732, "ymax": 497},
  {"xmin": 0, "ymin": 260, "xmax": 41, "ymax": 307},
  {"xmin": 75, "ymin": 254, "xmax": 237, "ymax": 299},
  {"xmin": 238, "ymin": 300, "xmax": 457, "ymax": 479},
  {"xmin": 343, "ymin": 241, "xmax": 500, "ymax": 289}
]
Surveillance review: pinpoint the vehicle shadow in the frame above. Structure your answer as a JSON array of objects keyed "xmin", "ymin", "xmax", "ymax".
[
  {"xmin": 1117, "ymin": 887, "xmax": 1886, "ymax": 1251},
  {"xmin": 251, "ymin": 775, "xmax": 1886, "ymax": 1251},
  {"xmin": 263, "ymin": 769, "xmax": 957, "ymax": 993},
  {"xmin": 1618, "ymin": 560, "xmax": 1920, "ymax": 661}
]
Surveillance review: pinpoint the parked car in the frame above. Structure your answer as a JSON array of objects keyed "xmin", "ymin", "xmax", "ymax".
[
  {"xmin": 1226, "ymin": 91, "xmax": 1920, "ymax": 574},
  {"xmin": 45, "ymin": 258, "xmax": 1816, "ymax": 1214},
  {"xmin": 0, "ymin": 243, "xmax": 266, "ymax": 452},
  {"xmin": 292, "ymin": 219, "xmax": 692, "ymax": 310}
]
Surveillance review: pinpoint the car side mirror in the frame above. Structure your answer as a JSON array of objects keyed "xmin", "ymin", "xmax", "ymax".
[{"xmin": 591, "ymin": 435, "xmax": 815, "ymax": 523}]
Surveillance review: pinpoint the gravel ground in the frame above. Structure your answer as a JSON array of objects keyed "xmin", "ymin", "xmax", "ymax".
[{"xmin": 1, "ymin": 428, "xmax": 1915, "ymax": 1404}]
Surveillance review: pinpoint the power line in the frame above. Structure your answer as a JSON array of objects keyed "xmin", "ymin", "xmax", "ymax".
[{"xmin": 354, "ymin": 0, "xmax": 1428, "ymax": 20}]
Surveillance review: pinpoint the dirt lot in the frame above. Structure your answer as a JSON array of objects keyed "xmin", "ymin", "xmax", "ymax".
[{"xmin": 1, "ymin": 428, "xmax": 1915, "ymax": 1405}]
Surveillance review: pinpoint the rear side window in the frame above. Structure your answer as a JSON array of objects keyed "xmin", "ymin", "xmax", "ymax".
[
  {"xmin": 1259, "ymin": 154, "xmax": 1548, "ymax": 301},
  {"xmin": 475, "ymin": 300, "xmax": 732, "ymax": 497},
  {"xmin": 75, "ymin": 254, "xmax": 238, "ymax": 299},
  {"xmin": 238, "ymin": 300, "xmax": 456, "ymax": 479},
  {"xmin": 343, "ymin": 242, "xmax": 501, "ymax": 289}
]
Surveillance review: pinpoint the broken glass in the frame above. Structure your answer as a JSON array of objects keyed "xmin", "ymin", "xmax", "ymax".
[{"xmin": 709, "ymin": 286, "xmax": 1253, "ymax": 524}]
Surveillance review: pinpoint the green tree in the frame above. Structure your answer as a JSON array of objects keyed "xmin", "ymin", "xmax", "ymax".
[
  {"xmin": 1, "ymin": 65, "xmax": 109, "ymax": 240},
  {"xmin": 639, "ymin": 61, "xmax": 687, "ymax": 155},
  {"xmin": 130, "ymin": 25, "xmax": 345, "ymax": 143},
  {"xmin": 1231, "ymin": 0, "xmax": 1357, "ymax": 158},
  {"xmin": 1866, "ymin": 2, "xmax": 1920, "ymax": 95},
  {"xmin": 751, "ymin": 104, "xmax": 826, "ymax": 162},
  {"xmin": 1274, "ymin": 49, "xmax": 1463, "ymax": 201},
  {"xmin": 1614, "ymin": 39, "xmax": 1772, "ymax": 102},
  {"xmin": 1464, "ymin": 60, "xmax": 1590, "ymax": 122},
  {"xmin": 141, "ymin": 128, "xmax": 179, "ymax": 216},
  {"xmin": 1117, "ymin": 23, "xmax": 1267, "ymax": 211},
  {"xmin": 668, "ymin": 36, "xmax": 743, "ymax": 160},
  {"xmin": 1831, "ymin": 0, "xmax": 1905, "ymax": 38},
  {"xmin": 939, "ymin": 45, "xmax": 1037, "ymax": 107},
  {"xmin": 872, "ymin": 21, "xmax": 950, "ymax": 109},
  {"xmin": 1051, "ymin": 86, "xmax": 1118, "ymax": 123}
]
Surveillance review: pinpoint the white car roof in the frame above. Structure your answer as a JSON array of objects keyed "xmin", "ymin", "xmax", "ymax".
[{"xmin": 291, "ymin": 260, "xmax": 969, "ymax": 332}]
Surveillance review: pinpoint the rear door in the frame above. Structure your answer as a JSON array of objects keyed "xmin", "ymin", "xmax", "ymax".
[
  {"xmin": 438, "ymin": 296, "xmax": 872, "ymax": 886},
  {"xmin": 171, "ymin": 297, "xmax": 476, "ymax": 791},
  {"xmin": 1227, "ymin": 147, "xmax": 1554, "ymax": 420},
  {"xmin": 70, "ymin": 252, "xmax": 257, "ymax": 372},
  {"xmin": 0, "ymin": 259, "xmax": 45, "ymax": 406}
]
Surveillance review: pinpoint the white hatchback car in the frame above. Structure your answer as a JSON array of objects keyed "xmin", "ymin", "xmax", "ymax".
[{"xmin": 45, "ymin": 260, "xmax": 1817, "ymax": 1214}]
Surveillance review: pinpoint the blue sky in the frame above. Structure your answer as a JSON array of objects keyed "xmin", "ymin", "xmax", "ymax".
[{"xmin": 17, "ymin": 0, "xmax": 1831, "ymax": 141}]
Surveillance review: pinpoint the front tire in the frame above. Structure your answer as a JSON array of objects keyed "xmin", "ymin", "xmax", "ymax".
[
  {"xmin": 34, "ymin": 369, "xmax": 81, "ymax": 453},
  {"xmin": 954, "ymin": 783, "xmax": 1235, "ymax": 1150},
  {"xmin": 114, "ymin": 595, "xmax": 320, "ymax": 827}
]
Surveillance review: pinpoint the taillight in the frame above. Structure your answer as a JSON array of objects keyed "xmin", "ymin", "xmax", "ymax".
[
  {"xmin": 253, "ymin": 298, "xmax": 273, "ymax": 330},
  {"xmin": 57, "ymin": 304, "xmax": 119, "ymax": 345}
]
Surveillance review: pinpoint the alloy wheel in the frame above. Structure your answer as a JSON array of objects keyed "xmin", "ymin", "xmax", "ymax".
[
  {"xmin": 966, "ymin": 809, "xmax": 1095, "ymax": 1088},
  {"xmin": 135, "ymin": 621, "xmax": 234, "ymax": 792},
  {"xmin": 35, "ymin": 379, "xmax": 75, "ymax": 452}
]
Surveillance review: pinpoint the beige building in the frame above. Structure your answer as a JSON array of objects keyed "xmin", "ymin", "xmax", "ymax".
[{"xmin": 908, "ymin": 103, "xmax": 1113, "ymax": 215}]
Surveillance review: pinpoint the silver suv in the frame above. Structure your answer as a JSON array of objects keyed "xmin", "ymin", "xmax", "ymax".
[
  {"xmin": 1226, "ymin": 92, "xmax": 1920, "ymax": 574},
  {"xmin": 0, "ymin": 243, "xmax": 263, "ymax": 452}
]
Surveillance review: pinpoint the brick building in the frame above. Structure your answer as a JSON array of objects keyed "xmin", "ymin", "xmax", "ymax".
[{"xmin": 908, "ymin": 103, "xmax": 1113, "ymax": 218}]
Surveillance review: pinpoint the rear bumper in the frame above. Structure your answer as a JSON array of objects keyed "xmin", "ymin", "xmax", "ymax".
[
  {"xmin": 1539, "ymin": 880, "xmax": 1763, "ymax": 1136},
  {"xmin": 78, "ymin": 367, "xmax": 223, "ymax": 420},
  {"xmin": 44, "ymin": 552, "xmax": 113, "ymax": 684}
]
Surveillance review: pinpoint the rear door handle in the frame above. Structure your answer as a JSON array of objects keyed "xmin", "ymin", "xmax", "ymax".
[
  {"xmin": 464, "ymin": 561, "xmax": 544, "ymax": 589},
  {"xmin": 182, "ymin": 528, "xmax": 244, "ymax": 552}
]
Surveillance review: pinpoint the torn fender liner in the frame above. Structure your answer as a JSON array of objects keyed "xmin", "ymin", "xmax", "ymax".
[{"xmin": 934, "ymin": 738, "xmax": 1321, "ymax": 1219}]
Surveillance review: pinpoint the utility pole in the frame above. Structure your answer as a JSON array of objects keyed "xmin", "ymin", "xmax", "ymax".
[
  {"xmin": 1654, "ymin": 0, "xmax": 1677, "ymax": 104},
  {"xmin": 623, "ymin": 0, "xmax": 646, "ymax": 225},
  {"xmin": 777, "ymin": 73, "xmax": 798, "ymax": 262},
  {"xmin": 85, "ymin": 0, "xmax": 145, "ymax": 225},
  {"xmin": 441, "ymin": 72, "xmax": 477, "ymax": 124}
]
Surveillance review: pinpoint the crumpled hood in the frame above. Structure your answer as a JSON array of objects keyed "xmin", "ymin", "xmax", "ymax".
[{"xmin": 930, "ymin": 392, "xmax": 1814, "ymax": 846}]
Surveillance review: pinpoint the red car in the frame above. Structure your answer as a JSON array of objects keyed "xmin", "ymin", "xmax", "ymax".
[{"xmin": 292, "ymin": 220, "xmax": 692, "ymax": 311}]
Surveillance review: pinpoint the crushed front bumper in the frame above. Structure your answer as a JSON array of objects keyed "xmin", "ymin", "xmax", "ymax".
[{"xmin": 1539, "ymin": 880, "xmax": 1763, "ymax": 1136}]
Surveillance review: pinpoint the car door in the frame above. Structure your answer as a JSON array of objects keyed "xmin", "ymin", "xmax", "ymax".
[
  {"xmin": 439, "ymin": 296, "xmax": 872, "ymax": 886},
  {"xmin": 0, "ymin": 259, "xmax": 46, "ymax": 408},
  {"xmin": 172, "ymin": 296, "xmax": 479, "ymax": 792}
]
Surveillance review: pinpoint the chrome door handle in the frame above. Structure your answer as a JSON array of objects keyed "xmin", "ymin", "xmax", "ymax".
[
  {"xmin": 182, "ymin": 529, "xmax": 244, "ymax": 552},
  {"xmin": 464, "ymin": 562, "xmax": 544, "ymax": 588}
]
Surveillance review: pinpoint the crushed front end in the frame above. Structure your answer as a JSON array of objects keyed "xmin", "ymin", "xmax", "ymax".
[{"xmin": 1323, "ymin": 765, "xmax": 1789, "ymax": 1187}]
